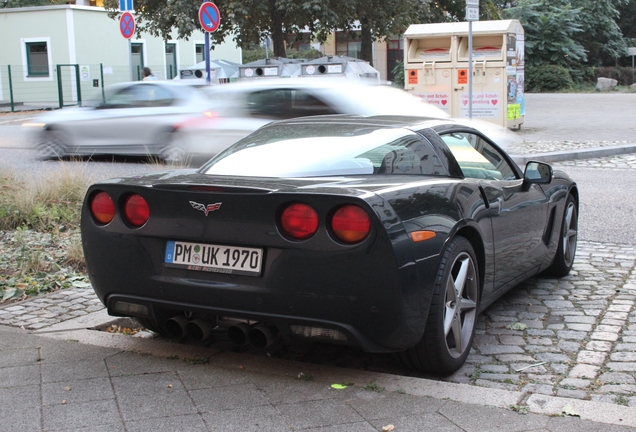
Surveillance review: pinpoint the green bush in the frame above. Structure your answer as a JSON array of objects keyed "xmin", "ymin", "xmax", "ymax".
[
  {"xmin": 590, "ymin": 66, "xmax": 636, "ymax": 86},
  {"xmin": 391, "ymin": 60, "xmax": 405, "ymax": 87},
  {"xmin": 526, "ymin": 64, "xmax": 574, "ymax": 92}
]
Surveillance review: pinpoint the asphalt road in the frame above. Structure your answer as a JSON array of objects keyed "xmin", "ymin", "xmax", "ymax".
[
  {"xmin": 1, "ymin": 94, "xmax": 635, "ymax": 245},
  {"xmin": 516, "ymin": 92, "xmax": 636, "ymax": 142},
  {"xmin": 556, "ymin": 165, "xmax": 636, "ymax": 244}
]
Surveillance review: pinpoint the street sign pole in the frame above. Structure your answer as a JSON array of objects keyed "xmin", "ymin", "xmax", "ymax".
[
  {"xmin": 629, "ymin": 47, "xmax": 636, "ymax": 85},
  {"xmin": 199, "ymin": 2, "xmax": 221, "ymax": 84},
  {"xmin": 129, "ymin": 39, "xmax": 133, "ymax": 81},
  {"xmin": 119, "ymin": 3, "xmax": 135, "ymax": 81},
  {"xmin": 468, "ymin": 21, "xmax": 473, "ymax": 119},
  {"xmin": 205, "ymin": 9, "xmax": 211, "ymax": 84},
  {"xmin": 466, "ymin": 0, "xmax": 479, "ymax": 119}
]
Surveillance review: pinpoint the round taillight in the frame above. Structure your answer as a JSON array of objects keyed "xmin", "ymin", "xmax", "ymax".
[
  {"xmin": 123, "ymin": 194, "xmax": 150, "ymax": 227},
  {"xmin": 90, "ymin": 191, "xmax": 115, "ymax": 225},
  {"xmin": 280, "ymin": 203, "xmax": 319, "ymax": 240},
  {"xmin": 331, "ymin": 205, "xmax": 371, "ymax": 244}
]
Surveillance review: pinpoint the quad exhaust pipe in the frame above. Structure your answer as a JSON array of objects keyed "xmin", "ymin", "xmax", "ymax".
[
  {"xmin": 165, "ymin": 315, "xmax": 278, "ymax": 347},
  {"xmin": 247, "ymin": 324, "xmax": 277, "ymax": 349},
  {"xmin": 165, "ymin": 315, "xmax": 214, "ymax": 342},
  {"xmin": 227, "ymin": 322, "xmax": 277, "ymax": 348},
  {"xmin": 227, "ymin": 322, "xmax": 250, "ymax": 346}
]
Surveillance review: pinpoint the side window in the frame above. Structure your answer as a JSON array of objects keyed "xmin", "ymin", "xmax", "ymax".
[
  {"xmin": 290, "ymin": 90, "xmax": 339, "ymax": 116},
  {"xmin": 22, "ymin": 38, "xmax": 52, "ymax": 80},
  {"xmin": 246, "ymin": 89, "xmax": 292, "ymax": 119},
  {"xmin": 359, "ymin": 136, "xmax": 444, "ymax": 175},
  {"xmin": 130, "ymin": 85, "xmax": 174, "ymax": 107},
  {"xmin": 105, "ymin": 85, "xmax": 174, "ymax": 108},
  {"xmin": 441, "ymin": 132, "xmax": 516, "ymax": 180}
]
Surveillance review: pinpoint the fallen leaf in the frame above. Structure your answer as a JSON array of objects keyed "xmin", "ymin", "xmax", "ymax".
[
  {"xmin": 507, "ymin": 322, "xmax": 527, "ymax": 331},
  {"xmin": 382, "ymin": 425, "xmax": 395, "ymax": 432},
  {"xmin": 562, "ymin": 405, "xmax": 580, "ymax": 417},
  {"xmin": 239, "ymin": 365, "xmax": 245, "ymax": 371}
]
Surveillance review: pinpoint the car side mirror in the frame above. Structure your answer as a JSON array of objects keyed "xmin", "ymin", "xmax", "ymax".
[{"xmin": 523, "ymin": 161, "xmax": 553, "ymax": 184}]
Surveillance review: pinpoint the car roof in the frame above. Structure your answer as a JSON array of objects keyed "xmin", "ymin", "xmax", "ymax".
[
  {"xmin": 204, "ymin": 77, "xmax": 383, "ymax": 92},
  {"xmin": 264, "ymin": 114, "xmax": 467, "ymax": 132}
]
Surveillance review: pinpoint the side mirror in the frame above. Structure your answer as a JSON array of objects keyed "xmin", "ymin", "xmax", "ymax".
[{"xmin": 524, "ymin": 161, "xmax": 553, "ymax": 184}]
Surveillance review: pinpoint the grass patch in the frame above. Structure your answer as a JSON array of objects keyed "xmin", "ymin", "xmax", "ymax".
[
  {"xmin": 364, "ymin": 382, "xmax": 385, "ymax": 392},
  {"xmin": 0, "ymin": 163, "xmax": 94, "ymax": 232},
  {"xmin": 0, "ymin": 159, "xmax": 177, "ymax": 303},
  {"xmin": 0, "ymin": 162, "xmax": 100, "ymax": 303}
]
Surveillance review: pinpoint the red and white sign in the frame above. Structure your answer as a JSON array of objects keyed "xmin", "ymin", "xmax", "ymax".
[{"xmin": 120, "ymin": 12, "xmax": 135, "ymax": 39}]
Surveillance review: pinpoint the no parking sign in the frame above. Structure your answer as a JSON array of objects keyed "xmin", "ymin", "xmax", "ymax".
[
  {"xmin": 120, "ymin": 12, "xmax": 135, "ymax": 39},
  {"xmin": 199, "ymin": 2, "xmax": 221, "ymax": 32}
]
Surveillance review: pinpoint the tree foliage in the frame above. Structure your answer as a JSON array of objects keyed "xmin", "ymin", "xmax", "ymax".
[
  {"xmin": 94, "ymin": 0, "xmax": 636, "ymax": 71},
  {"xmin": 103, "ymin": 0, "xmax": 342, "ymax": 57},
  {"xmin": 570, "ymin": 0, "xmax": 628, "ymax": 66},
  {"xmin": 324, "ymin": 0, "xmax": 428, "ymax": 64},
  {"xmin": 503, "ymin": 0, "xmax": 586, "ymax": 69},
  {"xmin": 1, "ymin": 0, "xmax": 67, "ymax": 7},
  {"xmin": 617, "ymin": 0, "xmax": 636, "ymax": 41},
  {"xmin": 422, "ymin": 0, "xmax": 503, "ymax": 23},
  {"xmin": 103, "ymin": 0, "xmax": 427, "ymax": 60}
]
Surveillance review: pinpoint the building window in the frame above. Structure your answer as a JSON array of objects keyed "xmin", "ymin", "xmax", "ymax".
[
  {"xmin": 26, "ymin": 42, "xmax": 49, "ymax": 77},
  {"xmin": 285, "ymin": 33, "xmax": 312, "ymax": 52},
  {"xmin": 336, "ymin": 31, "xmax": 362, "ymax": 59},
  {"xmin": 166, "ymin": 43, "xmax": 177, "ymax": 79},
  {"xmin": 196, "ymin": 44, "xmax": 205, "ymax": 63}
]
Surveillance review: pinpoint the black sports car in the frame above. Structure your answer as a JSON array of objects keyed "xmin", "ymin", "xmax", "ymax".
[{"xmin": 81, "ymin": 115, "xmax": 578, "ymax": 374}]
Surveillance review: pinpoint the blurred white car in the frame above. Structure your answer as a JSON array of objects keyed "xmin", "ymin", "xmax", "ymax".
[
  {"xmin": 174, "ymin": 78, "xmax": 454, "ymax": 165},
  {"xmin": 26, "ymin": 81, "xmax": 213, "ymax": 163}
]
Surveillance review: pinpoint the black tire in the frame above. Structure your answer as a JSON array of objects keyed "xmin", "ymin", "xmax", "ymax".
[
  {"xmin": 157, "ymin": 130, "xmax": 191, "ymax": 166},
  {"xmin": 398, "ymin": 236, "xmax": 480, "ymax": 375},
  {"xmin": 37, "ymin": 130, "xmax": 68, "ymax": 159},
  {"xmin": 544, "ymin": 194, "xmax": 578, "ymax": 277}
]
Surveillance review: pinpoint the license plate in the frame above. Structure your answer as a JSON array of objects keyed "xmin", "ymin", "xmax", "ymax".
[{"xmin": 165, "ymin": 240, "xmax": 263, "ymax": 276}]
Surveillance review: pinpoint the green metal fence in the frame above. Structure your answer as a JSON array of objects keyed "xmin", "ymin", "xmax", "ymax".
[{"xmin": 0, "ymin": 64, "xmax": 168, "ymax": 112}]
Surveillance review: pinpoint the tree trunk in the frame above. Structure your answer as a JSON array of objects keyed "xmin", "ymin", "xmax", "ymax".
[
  {"xmin": 360, "ymin": 18, "xmax": 373, "ymax": 66},
  {"xmin": 269, "ymin": 0, "xmax": 287, "ymax": 58}
]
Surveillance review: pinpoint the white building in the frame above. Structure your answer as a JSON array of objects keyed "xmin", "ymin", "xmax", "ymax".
[{"xmin": 0, "ymin": 4, "xmax": 241, "ymax": 107}]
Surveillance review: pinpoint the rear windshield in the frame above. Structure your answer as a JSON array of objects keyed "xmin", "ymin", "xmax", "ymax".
[{"xmin": 200, "ymin": 123, "xmax": 446, "ymax": 178}]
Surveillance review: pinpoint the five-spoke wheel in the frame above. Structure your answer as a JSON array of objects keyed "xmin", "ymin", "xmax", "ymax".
[{"xmin": 398, "ymin": 236, "xmax": 480, "ymax": 375}]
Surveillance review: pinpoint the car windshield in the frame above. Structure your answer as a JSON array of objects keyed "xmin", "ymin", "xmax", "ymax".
[{"xmin": 200, "ymin": 123, "xmax": 445, "ymax": 178}]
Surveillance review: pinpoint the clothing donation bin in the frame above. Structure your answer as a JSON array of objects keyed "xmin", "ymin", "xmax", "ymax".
[{"xmin": 404, "ymin": 19, "xmax": 524, "ymax": 129}]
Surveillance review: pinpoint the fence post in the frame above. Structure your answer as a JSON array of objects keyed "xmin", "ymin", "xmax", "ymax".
[
  {"xmin": 57, "ymin": 64, "xmax": 64, "ymax": 109},
  {"xmin": 74, "ymin": 64, "xmax": 82, "ymax": 107},
  {"xmin": 7, "ymin": 65, "xmax": 15, "ymax": 113},
  {"xmin": 100, "ymin": 63, "xmax": 105, "ymax": 103}
]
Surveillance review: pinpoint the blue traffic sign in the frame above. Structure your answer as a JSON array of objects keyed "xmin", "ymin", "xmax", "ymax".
[
  {"xmin": 119, "ymin": 0, "xmax": 133, "ymax": 11},
  {"xmin": 199, "ymin": 2, "xmax": 221, "ymax": 33},
  {"xmin": 120, "ymin": 12, "xmax": 135, "ymax": 39}
]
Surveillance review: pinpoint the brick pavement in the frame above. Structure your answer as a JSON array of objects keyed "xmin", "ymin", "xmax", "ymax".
[{"xmin": 3, "ymin": 240, "xmax": 636, "ymax": 408}]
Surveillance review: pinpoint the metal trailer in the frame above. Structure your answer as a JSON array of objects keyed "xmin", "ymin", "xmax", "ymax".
[
  {"xmin": 177, "ymin": 59, "xmax": 240, "ymax": 84},
  {"xmin": 300, "ymin": 56, "xmax": 380, "ymax": 81},
  {"xmin": 237, "ymin": 58, "xmax": 305, "ymax": 80}
]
